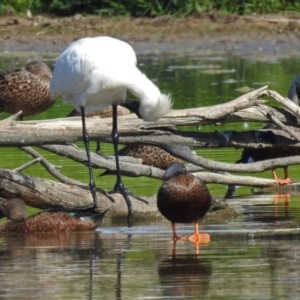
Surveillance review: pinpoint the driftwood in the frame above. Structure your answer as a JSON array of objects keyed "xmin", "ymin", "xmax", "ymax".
[
  {"xmin": 1, "ymin": 86, "xmax": 300, "ymax": 216},
  {"xmin": 0, "ymin": 168, "xmax": 157, "ymax": 217}
]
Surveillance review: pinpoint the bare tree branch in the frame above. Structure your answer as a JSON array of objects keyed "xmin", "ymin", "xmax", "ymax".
[
  {"xmin": 20, "ymin": 146, "xmax": 83, "ymax": 185},
  {"xmin": 13, "ymin": 157, "xmax": 42, "ymax": 172},
  {"xmin": 268, "ymin": 89, "xmax": 300, "ymax": 119},
  {"xmin": 256, "ymin": 104, "xmax": 300, "ymax": 142}
]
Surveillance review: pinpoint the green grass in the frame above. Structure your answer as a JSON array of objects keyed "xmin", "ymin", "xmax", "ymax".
[{"xmin": 2, "ymin": 0, "xmax": 300, "ymax": 17}]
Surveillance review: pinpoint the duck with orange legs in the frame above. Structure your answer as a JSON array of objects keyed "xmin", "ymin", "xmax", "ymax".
[{"xmin": 157, "ymin": 163, "xmax": 211, "ymax": 244}]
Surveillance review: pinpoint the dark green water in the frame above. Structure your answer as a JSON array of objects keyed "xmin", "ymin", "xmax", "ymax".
[{"xmin": 1, "ymin": 52, "xmax": 300, "ymax": 299}]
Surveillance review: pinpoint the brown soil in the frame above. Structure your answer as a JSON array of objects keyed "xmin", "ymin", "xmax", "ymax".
[{"xmin": 1, "ymin": 13, "xmax": 300, "ymax": 56}]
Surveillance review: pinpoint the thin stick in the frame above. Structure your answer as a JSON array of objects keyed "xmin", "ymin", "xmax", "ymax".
[{"xmin": 13, "ymin": 157, "xmax": 42, "ymax": 172}]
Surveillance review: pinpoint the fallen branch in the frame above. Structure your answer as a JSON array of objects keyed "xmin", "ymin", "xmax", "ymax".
[
  {"xmin": 161, "ymin": 144, "xmax": 300, "ymax": 174},
  {"xmin": 40, "ymin": 143, "xmax": 300, "ymax": 177},
  {"xmin": 0, "ymin": 168, "xmax": 157, "ymax": 217},
  {"xmin": 0, "ymin": 87, "xmax": 299, "ymax": 147}
]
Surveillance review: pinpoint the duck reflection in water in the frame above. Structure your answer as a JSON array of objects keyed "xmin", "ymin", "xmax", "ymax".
[
  {"xmin": 157, "ymin": 163, "xmax": 211, "ymax": 244},
  {"xmin": 0, "ymin": 228, "xmax": 102, "ymax": 300},
  {"xmin": 0, "ymin": 197, "xmax": 106, "ymax": 233},
  {"xmin": 158, "ymin": 250, "xmax": 212, "ymax": 297}
]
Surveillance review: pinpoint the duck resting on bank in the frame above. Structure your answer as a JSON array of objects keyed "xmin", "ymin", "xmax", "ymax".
[{"xmin": 0, "ymin": 197, "xmax": 106, "ymax": 233}]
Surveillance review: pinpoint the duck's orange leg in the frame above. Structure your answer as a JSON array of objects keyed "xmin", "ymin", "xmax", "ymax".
[
  {"xmin": 171, "ymin": 222, "xmax": 210, "ymax": 244},
  {"xmin": 171, "ymin": 222, "xmax": 181, "ymax": 241},
  {"xmin": 187, "ymin": 223, "xmax": 210, "ymax": 244},
  {"xmin": 272, "ymin": 167, "xmax": 293, "ymax": 185}
]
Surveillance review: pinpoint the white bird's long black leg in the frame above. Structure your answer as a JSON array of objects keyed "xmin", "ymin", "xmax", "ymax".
[
  {"xmin": 109, "ymin": 105, "xmax": 148, "ymax": 219},
  {"xmin": 80, "ymin": 107, "xmax": 98, "ymax": 206},
  {"xmin": 80, "ymin": 107, "xmax": 114, "ymax": 208}
]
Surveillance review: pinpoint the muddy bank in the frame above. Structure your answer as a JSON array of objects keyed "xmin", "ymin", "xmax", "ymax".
[{"xmin": 1, "ymin": 14, "xmax": 300, "ymax": 57}]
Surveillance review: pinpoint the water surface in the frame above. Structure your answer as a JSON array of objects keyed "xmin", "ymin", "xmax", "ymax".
[{"xmin": 0, "ymin": 52, "xmax": 300, "ymax": 299}]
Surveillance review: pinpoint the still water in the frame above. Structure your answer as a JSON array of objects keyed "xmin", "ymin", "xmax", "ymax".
[{"xmin": 1, "ymin": 51, "xmax": 300, "ymax": 299}]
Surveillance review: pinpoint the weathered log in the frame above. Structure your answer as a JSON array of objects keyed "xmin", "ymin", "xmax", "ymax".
[
  {"xmin": 0, "ymin": 168, "xmax": 157, "ymax": 217},
  {"xmin": 0, "ymin": 86, "xmax": 299, "ymax": 148},
  {"xmin": 0, "ymin": 115, "xmax": 299, "ymax": 150}
]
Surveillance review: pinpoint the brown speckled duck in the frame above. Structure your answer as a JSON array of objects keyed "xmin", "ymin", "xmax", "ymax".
[
  {"xmin": 67, "ymin": 106, "xmax": 131, "ymax": 118},
  {"xmin": 157, "ymin": 163, "xmax": 211, "ymax": 243},
  {"xmin": 0, "ymin": 61, "xmax": 54, "ymax": 120},
  {"xmin": 118, "ymin": 144, "xmax": 183, "ymax": 169},
  {"xmin": 237, "ymin": 74, "xmax": 300, "ymax": 185},
  {"xmin": 0, "ymin": 197, "xmax": 105, "ymax": 233}
]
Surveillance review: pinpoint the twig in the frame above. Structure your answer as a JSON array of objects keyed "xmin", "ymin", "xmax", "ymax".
[
  {"xmin": 20, "ymin": 146, "xmax": 83, "ymax": 186},
  {"xmin": 13, "ymin": 157, "xmax": 42, "ymax": 172},
  {"xmin": 0, "ymin": 111, "xmax": 22, "ymax": 126}
]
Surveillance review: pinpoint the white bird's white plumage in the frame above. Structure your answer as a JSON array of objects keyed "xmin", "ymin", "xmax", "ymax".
[{"xmin": 50, "ymin": 36, "xmax": 172, "ymax": 120}]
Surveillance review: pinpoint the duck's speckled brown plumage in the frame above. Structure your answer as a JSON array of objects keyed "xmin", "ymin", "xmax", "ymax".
[
  {"xmin": 157, "ymin": 166, "xmax": 211, "ymax": 224},
  {"xmin": 0, "ymin": 197, "xmax": 104, "ymax": 234},
  {"xmin": 0, "ymin": 61, "xmax": 54, "ymax": 118},
  {"xmin": 67, "ymin": 106, "xmax": 130, "ymax": 118},
  {"xmin": 157, "ymin": 163, "xmax": 211, "ymax": 243},
  {"xmin": 119, "ymin": 144, "xmax": 183, "ymax": 169}
]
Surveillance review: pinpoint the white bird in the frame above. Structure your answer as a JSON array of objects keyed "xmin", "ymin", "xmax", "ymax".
[{"xmin": 50, "ymin": 36, "xmax": 172, "ymax": 218}]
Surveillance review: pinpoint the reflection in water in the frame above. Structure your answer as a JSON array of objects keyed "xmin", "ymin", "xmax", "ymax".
[
  {"xmin": 273, "ymin": 193, "xmax": 291, "ymax": 205},
  {"xmin": 225, "ymin": 192, "xmax": 300, "ymax": 228},
  {"xmin": 158, "ymin": 243, "xmax": 212, "ymax": 298},
  {"xmin": 0, "ymin": 232, "xmax": 103, "ymax": 299},
  {"xmin": 0, "ymin": 228, "xmax": 300, "ymax": 298}
]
